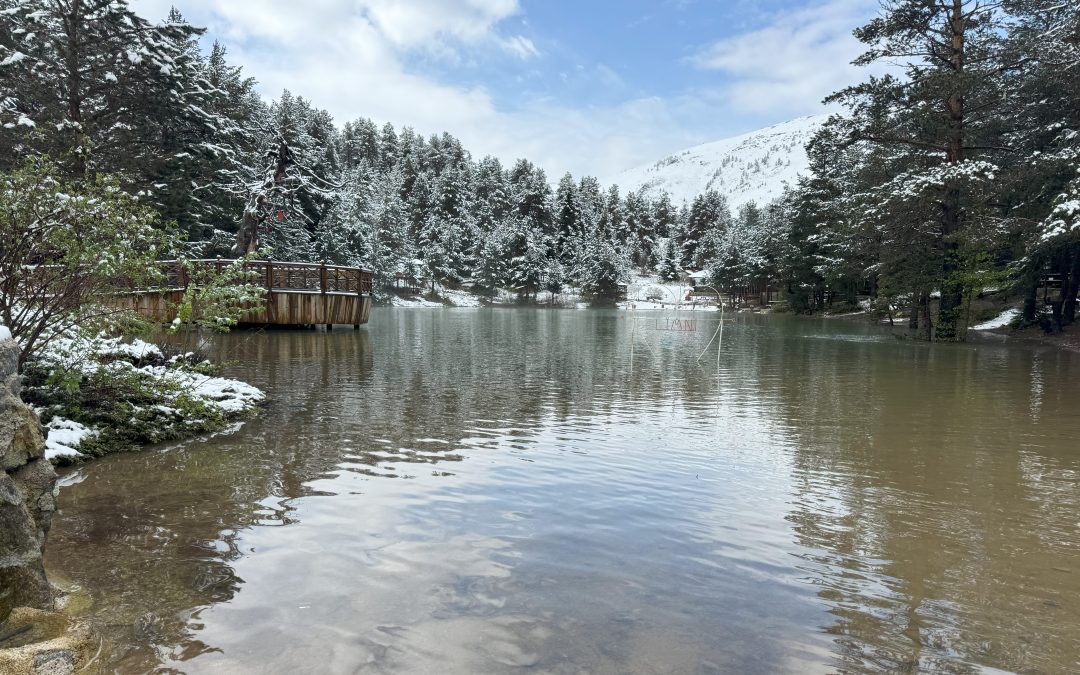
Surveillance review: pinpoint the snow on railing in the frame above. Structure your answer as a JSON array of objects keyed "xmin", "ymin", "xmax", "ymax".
[{"xmin": 144, "ymin": 259, "xmax": 374, "ymax": 296}]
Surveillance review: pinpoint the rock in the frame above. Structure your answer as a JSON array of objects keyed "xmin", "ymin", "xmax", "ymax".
[
  {"xmin": 0, "ymin": 340, "xmax": 90, "ymax": 672},
  {"xmin": 0, "ymin": 608, "xmax": 97, "ymax": 675},
  {"xmin": 0, "ymin": 394, "xmax": 45, "ymax": 473},
  {"xmin": 31, "ymin": 651, "xmax": 74, "ymax": 675},
  {"xmin": 0, "ymin": 343, "xmax": 16, "ymax": 387},
  {"xmin": 0, "ymin": 339, "xmax": 56, "ymax": 624}
]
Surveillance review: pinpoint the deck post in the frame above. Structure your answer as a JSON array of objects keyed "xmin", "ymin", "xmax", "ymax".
[
  {"xmin": 265, "ymin": 260, "xmax": 273, "ymax": 291},
  {"xmin": 320, "ymin": 263, "xmax": 328, "ymax": 295}
]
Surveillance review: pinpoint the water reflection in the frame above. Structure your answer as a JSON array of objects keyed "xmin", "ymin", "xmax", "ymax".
[{"xmin": 45, "ymin": 310, "xmax": 1080, "ymax": 673}]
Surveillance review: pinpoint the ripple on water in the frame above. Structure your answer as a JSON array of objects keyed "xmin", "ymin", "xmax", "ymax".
[{"xmin": 43, "ymin": 310, "xmax": 1080, "ymax": 674}]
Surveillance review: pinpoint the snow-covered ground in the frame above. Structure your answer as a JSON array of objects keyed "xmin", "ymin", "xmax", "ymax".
[
  {"xmin": 619, "ymin": 274, "xmax": 720, "ymax": 311},
  {"xmin": 974, "ymin": 308, "xmax": 1020, "ymax": 330},
  {"xmin": 607, "ymin": 115, "xmax": 827, "ymax": 209},
  {"xmin": 388, "ymin": 285, "xmax": 487, "ymax": 308},
  {"xmin": 389, "ymin": 295, "xmax": 444, "ymax": 308},
  {"xmin": 385, "ymin": 275, "xmax": 731, "ymax": 311}
]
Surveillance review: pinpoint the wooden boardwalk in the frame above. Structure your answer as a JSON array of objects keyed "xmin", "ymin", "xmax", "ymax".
[{"xmin": 116, "ymin": 259, "xmax": 374, "ymax": 328}]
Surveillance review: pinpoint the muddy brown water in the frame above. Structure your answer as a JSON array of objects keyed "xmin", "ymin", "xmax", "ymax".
[{"xmin": 44, "ymin": 310, "xmax": 1080, "ymax": 673}]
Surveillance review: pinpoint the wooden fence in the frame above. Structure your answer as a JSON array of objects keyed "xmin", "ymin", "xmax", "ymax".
[{"xmin": 119, "ymin": 259, "xmax": 374, "ymax": 327}]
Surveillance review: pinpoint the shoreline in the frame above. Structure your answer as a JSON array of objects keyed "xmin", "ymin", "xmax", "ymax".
[
  {"xmin": 982, "ymin": 322, "xmax": 1080, "ymax": 353},
  {"xmin": 815, "ymin": 306, "xmax": 1080, "ymax": 354}
]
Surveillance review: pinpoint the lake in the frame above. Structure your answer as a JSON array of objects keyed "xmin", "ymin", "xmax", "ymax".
[{"xmin": 45, "ymin": 309, "xmax": 1080, "ymax": 673}]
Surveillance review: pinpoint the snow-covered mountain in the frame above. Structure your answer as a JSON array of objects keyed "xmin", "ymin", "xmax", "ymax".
[{"xmin": 607, "ymin": 114, "xmax": 827, "ymax": 209}]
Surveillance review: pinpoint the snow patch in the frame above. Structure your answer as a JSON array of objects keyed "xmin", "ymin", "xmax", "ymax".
[
  {"xmin": 974, "ymin": 308, "xmax": 1020, "ymax": 331},
  {"xmin": 171, "ymin": 370, "xmax": 265, "ymax": 413},
  {"xmin": 0, "ymin": 51, "xmax": 26, "ymax": 66},
  {"xmin": 44, "ymin": 417, "xmax": 94, "ymax": 460},
  {"xmin": 390, "ymin": 295, "xmax": 444, "ymax": 308},
  {"xmin": 442, "ymin": 288, "xmax": 482, "ymax": 307},
  {"xmin": 0, "ymin": 324, "xmax": 10, "ymax": 341}
]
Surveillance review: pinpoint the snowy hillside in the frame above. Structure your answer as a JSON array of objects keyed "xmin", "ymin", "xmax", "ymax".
[{"xmin": 607, "ymin": 115, "xmax": 827, "ymax": 208}]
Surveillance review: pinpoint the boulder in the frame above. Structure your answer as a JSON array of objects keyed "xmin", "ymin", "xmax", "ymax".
[{"xmin": 0, "ymin": 340, "xmax": 56, "ymax": 624}]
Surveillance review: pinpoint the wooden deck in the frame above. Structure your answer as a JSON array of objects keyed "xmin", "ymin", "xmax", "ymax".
[{"xmin": 115, "ymin": 259, "xmax": 374, "ymax": 328}]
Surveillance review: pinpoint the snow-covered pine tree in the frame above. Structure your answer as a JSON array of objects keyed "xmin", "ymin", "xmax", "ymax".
[
  {"xmin": 509, "ymin": 159, "xmax": 555, "ymax": 243},
  {"xmin": 370, "ymin": 167, "xmax": 413, "ymax": 284},
  {"xmin": 314, "ymin": 163, "xmax": 375, "ymax": 267},
  {"xmin": 554, "ymin": 173, "xmax": 581, "ymax": 265},
  {"xmin": 622, "ymin": 190, "xmax": 655, "ymax": 270},
  {"xmin": 682, "ymin": 191, "xmax": 732, "ymax": 269},
  {"xmin": 689, "ymin": 192, "xmax": 735, "ymax": 270},
  {"xmin": 505, "ymin": 214, "xmax": 548, "ymax": 299},
  {"xmin": 657, "ymin": 237, "xmax": 682, "ymax": 282},
  {"xmin": 230, "ymin": 91, "xmax": 340, "ymax": 259},
  {"xmin": 0, "ymin": 0, "xmax": 208, "ymax": 176},
  {"xmin": 475, "ymin": 223, "xmax": 511, "ymax": 296},
  {"xmin": 0, "ymin": 0, "xmax": 249, "ymax": 242},
  {"xmin": 652, "ymin": 192, "xmax": 676, "ymax": 240},
  {"xmin": 1001, "ymin": 0, "xmax": 1080, "ymax": 327},
  {"xmin": 577, "ymin": 176, "xmax": 605, "ymax": 237},
  {"xmin": 187, "ymin": 41, "xmax": 265, "ymax": 250},
  {"xmin": 431, "ymin": 163, "xmax": 476, "ymax": 281},
  {"xmin": 576, "ymin": 230, "xmax": 630, "ymax": 302},
  {"xmin": 598, "ymin": 185, "xmax": 623, "ymax": 240},
  {"xmin": 378, "ymin": 122, "xmax": 399, "ymax": 173}
]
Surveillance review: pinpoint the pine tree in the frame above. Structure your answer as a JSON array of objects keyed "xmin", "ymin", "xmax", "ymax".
[
  {"xmin": 576, "ymin": 231, "xmax": 629, "ymax": 302},
  {"xmin": 683, "ymin": 191, "xmax": 732, "ymax": 269},
  {"xmin": 475, "ymin": 224, "xmax": 510, "ymax": 295},
  {"xmin": 657, "ymin": 237, "xmax": 682, "ymax": 282},
  {"xmin": 652, "ymin": 193, "xmax": 676, "ymax": 240},
  {"xmin": 230, "ymin": 91, "xmax": 339, "ymax": 258},
  {"xmin": 554, "ymin": 172, "xmax": 581, "ymax": 264},
  {"xmin": 826, "ymin": 0, "xmax": 1013, "ymax": 340},
  {"xmin": 378, "ymin": 122, "xmax": 399, "ymax": 173},
  {"xmin": 0, "ymin": 1, "xmax": 213, "ymax": 179},
  {"xmin": 314, "ymin": 165, "xmax": 374, "ymax": 267},
  {"xmin": 370, "ymin": 167, "xmax": 412, "ymax": 283}
]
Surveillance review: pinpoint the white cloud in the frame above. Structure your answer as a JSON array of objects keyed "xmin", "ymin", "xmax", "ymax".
[
  {"xmin": 690, "ymin": 0, "xmax": 877, "ymax": 116},
  {"xmin": 130, "ymin": 0, "xmax": 704, "ymax": 178},
  {"xmin": 500, "ymin": 35, "xmax": 540, "ymax": 60},
  {"xmin": 363, "ymin": 0, "xmax": 521, "ymax": 50},
  {"xmin": 130, "ymin": 0, "xmax": 872, "ymax": 180}
]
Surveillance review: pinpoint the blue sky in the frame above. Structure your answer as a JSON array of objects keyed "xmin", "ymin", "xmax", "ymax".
[{"xmin": 131, "ymin": 0, "xmax": 877, "ymax": 179}]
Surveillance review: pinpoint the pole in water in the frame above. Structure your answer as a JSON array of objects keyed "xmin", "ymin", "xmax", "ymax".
[
  {"xmin": 717, "ymin": 300, "xmax": 724, "ymax": 369},
  {"xmin": 697, "ymin": 286, "xmax": 725, "ymax": 363}
]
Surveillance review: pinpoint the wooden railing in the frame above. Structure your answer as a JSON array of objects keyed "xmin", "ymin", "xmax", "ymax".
[{"xmin": 149, "ymin": 259, "xmax": 374, "ymax": 296}]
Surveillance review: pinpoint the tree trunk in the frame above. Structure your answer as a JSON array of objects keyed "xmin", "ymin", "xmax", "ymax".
[
  {"xmin": 936, "ymin": 0, "xmax": 967, "ymax": 342},
  {"xmin": 909, "ymin": 295, "xmax": 920, "ymax": 332},
  {"xmin": 63, "ymin": 1, "xmax": 86, "ymax": 176},
  {"xmin": 1051, "ymin": 298, "xmax": 1064, "ymax": 331},
  {"xmin": 917, "ymin": 293, "xmax": 932, "ymax": 341},
  {"xmin": 231, "ymin": 197, "xmax": 263, "ymax": 257},
  {"xmin": 1063, "ymin": 249, "xmax": 1080, "ymax": 326},
  {"xmin": 1022, "ymin": 282, "xmax": 1038, "ymax": 327}
]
